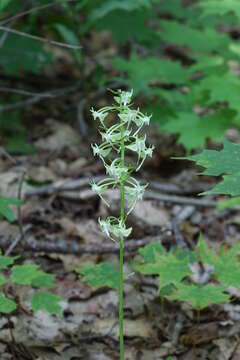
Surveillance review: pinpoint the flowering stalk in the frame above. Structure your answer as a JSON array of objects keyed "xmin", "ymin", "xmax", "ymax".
[{"xmin": 91, "ymin": 89, "xmax": 154, "ymax": 360}]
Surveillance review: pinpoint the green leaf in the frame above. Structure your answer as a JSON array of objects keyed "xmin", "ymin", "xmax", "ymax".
[
  {"xmin": 138, "ymin": 242, "xmax": 165, "ymax": 263},
  {"xmin": 7, "ymin": 136, "xmax": 36, "ymax": 155},
  {"xmin": 0, "ymin": 253, "xmax": 17, "ymax": 269},
  {"xmin": 0, "ymin": 292, "xmax": 17, "ymax": 314},
  {"xmin": 112, "ymin": 52, "xmax": 190, "ymax": 95},
  {"xmin": 217, "ymin": 196, "xmax": 240, "ymax": 210},
  {"xmin": 199, "ymin": 0, "xmax": 240, "ymax": 21},
  {"xmin": 0, "ymin": 275, "xmax": 6, "ymax": 286},
  {"xmin": 76, "ymin": 262, "xmax": 119, "ymax": 289},
  {"xmin": 0, "ymin": 35, "xmax": 52, "ymax": 75},
  {"xmin": 181, "ymin": 139, "xmax": 240, "ymax": 196},
  {"xmin": 160, "ymin": 20, "xmax": 231, "ymax": 55},
  {"xmin": 89, "ymin": 0, "xmax": 150, "ymax": 21},
  {"xmin": 162, "ymin": 110, "xmax": 232, "ymax": 150},
  {"xmin": 168, "ymin": 284, "xmax": 229, "ymax": 309},
  {"xmin": 0, "ymin": 0, "xmax": 12, "ymax": 11},
  {"xmin": 31, "ymin": 272, "xmax": 56, "ymax": 289},
  {"xmin": 0, "ymin": 196, "xmax": 23, "ymax": 222},
  {"xmin": 11, "ymin": 264, "xmax": 40, "ymax": 285},
  {"xmin": 136, "ymin": 251, "xmax": 192, "ymax": 289},
  {"xmin": 30, "ymin": 291, "xmax": 62, "ymax": 316},
  {"xmin": 54, "ymin": 24, "xmax": 81, "ymax": 63}
]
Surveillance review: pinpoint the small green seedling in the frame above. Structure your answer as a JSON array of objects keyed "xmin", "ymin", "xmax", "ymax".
[
  {"xmin": 0, "ymin": 196, "xmax": 23, "ymax": 223},
  {"xmin": 0, "ymin": 250, "xmax": 63, "ymax": 316},
  {"xmin": 77, "ymin": 89, "xmax": 154, "ymax": 360}
]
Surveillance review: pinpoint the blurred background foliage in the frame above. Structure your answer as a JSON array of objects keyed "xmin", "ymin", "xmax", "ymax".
[{"xmin": 0, "ymin": 0, "xmax": 240, "ymax": 153}]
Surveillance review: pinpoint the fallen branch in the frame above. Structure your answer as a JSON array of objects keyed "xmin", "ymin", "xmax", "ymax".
[{"xmin": 0, "ymin": 234, "xmax": 171, "ymax": 255}]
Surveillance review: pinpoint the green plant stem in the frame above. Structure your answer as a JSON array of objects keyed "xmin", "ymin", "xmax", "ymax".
[{"xmin": 119, "ymin": 124, "xmax": 125, "ymax": 360}]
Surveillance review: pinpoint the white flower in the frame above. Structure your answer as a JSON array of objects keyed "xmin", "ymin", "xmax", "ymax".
[
  {"xmin": 90, "ymin": 108, "xmax": 108, "ymax": 125},
  {"xmin": 98, "ymin": 218, "xmax": 111, "ymax": 238},
  {"xmin": 114, "ymin": 89, "xmax": 133, "ymax": 107},
  {"xmin": 98, "ymin": 217, "xmax": 132, "ymax": 241},
  {"xmin": 105, "ymin": 159, "xmax": 128, "ymax": 181},
  {"xmin": 91, "ymin": 144, "xmax": 111, "ymax": 160},
  {"xmin": 125, "ymin": 179, "xmax": 147, "ymax": 214}
]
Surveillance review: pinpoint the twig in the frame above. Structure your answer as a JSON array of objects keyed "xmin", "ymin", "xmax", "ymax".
[
  {"xmin": 172, "ymin": 206, "xmax": 195, "ymax": 249},
  {"xmin": 1, "ymin": 235, "xmax": 171, "ymax": 255},
  {"xmin": 0, "ymin": 147, "xmax": 18, "ymax": 164},
  {"xmin": 0, "ymin": 26, "xmax": 82, "ymax": 49},
  {"xmin": 0, "ymin": 0, "xmax": 77, "ymax": 25},
  {"xmin": 0, "ymin": 83, "xmax": 81, "ymax": 113},
  {"xmin": 0, "ymin": 87, "xmax": 53, "ymax": 97},
  {"xmin": 172, "ymin": 313, "xmax": 185, "ymax": 346},
  {"xmin": 5, "ymin": 225, "xmax": 32, "ymax": 256}
]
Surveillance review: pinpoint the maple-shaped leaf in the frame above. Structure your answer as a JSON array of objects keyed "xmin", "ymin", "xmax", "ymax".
[
  {"xmin": 76, "ymin": 262, "xmax": 119, "ymax": 289},
  {"xmin": 199, "ymin": 0, "xmax": 240, "ymax": 21},
  {"xmin": 0, "ymin": 292, "xmax": 17, "ymax": 314},
  {"xmin": 0, "ymin": 275, "xmax": 5, "ymax": 286},
  {"xmin": 168, "ymin": 284, "xmax": 229, "ymax": 309},
  {"xmin": 181, "ymin": 139, "xmax": 240, "ymax": 196},
  {"xmin": 10, "ymin": 264, "xmax": 55, "ymax": 288},
  {"xmin": 0, "ymin": 196, "xmax": 23, "ymax": 223},
  {"xmin": 11, "ymin": 264, "xmax": 41, "ymax": 285},
  {"xmin": 138, "ymin": 242, "xmax": 165, "ymax": 263},
  {"xmin": 135, "ymin": 251, "xmax": 192, "ymax": 289},
  {"xmin": 30, "ymin": 291, "xmax": 63, "ymax": 316},
  {"xmin": 162, "ymin": 110, "xmax": 231, "ymax": 150},
  {"xmin": 31, "ymin": 272, "xmax": 56, "ymax": 289},
  {"xmin": 0, "ymin": 254, "xmax": 18, "ymax": 269}
]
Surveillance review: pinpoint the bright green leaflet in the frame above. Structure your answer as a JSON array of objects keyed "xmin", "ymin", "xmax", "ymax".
[
  {"xmin": 0, "ymin": 196, "xmax": 23, "ymax": 222},
  {"xmin": 0, "ymin": 275, "xmax": 5, "ymax": 286},
  {"xmin": 30, "ymin": 292, "xmax": 62, "ymax": 316},
  {"xmin": 197, "ymin": 237, "xmax": 240, "ymax": 288},
  {"xmin": 0, "ymin": 293, "xmax": 17, "ymax": 314},
  {"xmin": 168, "ymin": 284, "xmax": 229, "ymax": 310},
  {"xmin": 0, "ymin": 253, "xmax": 17, "ymax": 269},
  {"xmin": 112, "ymin": 53, "xmax": 190, "ymax": 95},
  {"xmin": 0, "ymin": 0, "xmax": 12, "ymax": 11},
  {"xmin": 199, "ymin": 0, "xmax": 240, "ymax": 20},
  {"xmin": 162, "ymin": 110, "xmax": 231, "ymax": 151},
  {"xmin": 77, "ymin": 262, "xmax": 119, "ymax": 289},
  {"xmin": 11, "ymin": 264, "xmax": 55, "ymax": 288},
  {"xmin": 138, "ymin": 242, "xmax": 165, "ymax": 263},
  {"xmin": 31, "ymin": 272, "xmax": 56, "ymax": 289},
  {"xmin": 0, "ymin": 35, "xmax": 52, "ymax": 75},
  {"xmin": 181, "ymin": 139, "xmax": 240, "ymax": 195}
]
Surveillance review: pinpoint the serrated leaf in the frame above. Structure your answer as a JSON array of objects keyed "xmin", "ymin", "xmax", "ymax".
[
  {"xmin": 168, "ymin": 284, "xmax": 229, "ymax": 309},
  {"xmin": 199, "ymin": 0, "xmax": 240, "ymax": 21},
  {"xmin": 0, "ymin": 275, "xmax": 5, "ymax": 286},
  {"xmin": 138, "ymin": 242, "xmax": 165, "ymax": 263},
  {"xmin": 76, "ymin": 262, "xmax": 119, "ymax": 289},
  {"xmin": 0, "ymin": 293, "xmax": 17, "ymax": 314},
  {"xmin": 181, "ymin": 139, "xmax": 240, "ymax": 196},
  {"xmin": 0, "ymin": 35, "xmax": 52, "ymax": 75},
  {"xmin": 112, "ymin": 52, "xmax": 190, "ymax": 95},
  {"xmin": 11, "ymin": 264, "xmax": 40, "ymax": 285},
  {"xmin": 30, "ymin": 291, "xmax": 62, "ymax": 316},
  {"xmin": 162, "ymin": 110, "xmax": 232, "ymax": 150},
  {"xmin": 0, "ymin": 254, "xmax": 17, "ymax": 269},
  {"xmin": 31, "ymin": 272, "xmax": 55, "ymax": 289},
  {"xmin": 0, "ymin": 196, "xmax": 23, "ymax": 222}
]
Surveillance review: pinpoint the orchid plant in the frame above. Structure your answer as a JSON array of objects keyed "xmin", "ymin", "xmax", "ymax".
[{"xmin": 89, "ymin": 89, "xmax": 154, "ymax": 359}]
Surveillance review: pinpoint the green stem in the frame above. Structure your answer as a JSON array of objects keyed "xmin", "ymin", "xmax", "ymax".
[{"xmin": 119, "ymin": 124, "xmax": 125, "ymax": 360}]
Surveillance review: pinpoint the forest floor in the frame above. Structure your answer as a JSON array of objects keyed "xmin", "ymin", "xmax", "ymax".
[{"xmin": 1, "ymin": 94, "xmax": 240, "ymax": 360}]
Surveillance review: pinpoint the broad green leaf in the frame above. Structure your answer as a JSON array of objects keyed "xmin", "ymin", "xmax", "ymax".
[
  {"xmin": 0, "ymin": 196, "xmax": 23, "ymax": 222},
  {"xmin": 89, "ymin": 0, "xmax": 150, "ymax": 21},
  {"xmin": 30, "ymin": 291, "xmax": 62, "ymax": 316},
  {"xmin": 77, "ymin": 262, "xmax": 119, "ymax": 289},
  {"xmin": 0, "ymin": 275, "xmax": 5, "ymax": 286},
  {"xmin": 138, "ymin": 242, "xmax": 165, "ymax": 263},
  {"xmin": 31, "ymin": 272, "xmax": 56, "ymax": 289},
  {"xmin": 199, "ymin": 0, "xmax": 240, "ymax": 21},
  {"xmin": 0, "ymin": 0, "xmax": 12, "ymax": 11},
  {"xmin": 0, "ymin": 293, "xmax": 17, "ymax": 314},
  {"xmin": 168, "ymin": 284, "xmax": 229, "ymax": 309},
  {"xmin": 0, "ymin": 35, "xmax": 52, "ymax": 75},
  {"xmin": 112, "ymin": 52, "xmax": 190, "ymax": 95},
  {"xmin": 181, "ymin": 139, "xmax": 240, "ymax": 196},
  {"xmin": 0, "ymin": 253, "xmax": 17, "ymax": 269},
  {"xmin": 11, "ymin": 264, "xmax": 40, "ymax": 285},
  {"xmin": 159, "ymin": 21, "xmax": 231, "ymax": 55},
  {"xmin": 217, "ymin": 196, "xmax": 240, "ymax": 210},
  {"xmin": 7, "ymin": 136, "xmax": 36, "ymax": 155},
  {"xmin": 195, "ymin": 72, "xmax": 240, "ymax": 112},
  {"xmin": 162, "ymin": 110, "xmax": 231, "ymax": 150},
  {"xmin": 54, "ymin": 24, "xmax": 81, "ymax": 63}
]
